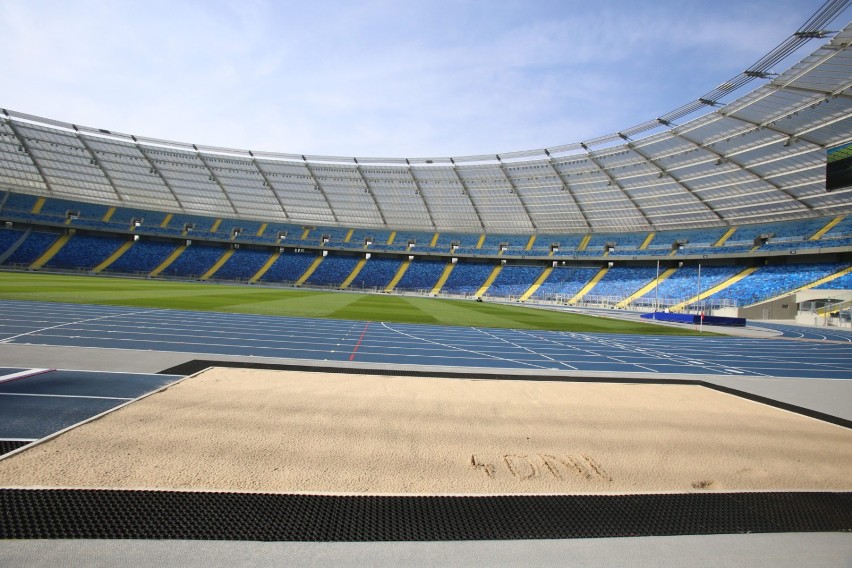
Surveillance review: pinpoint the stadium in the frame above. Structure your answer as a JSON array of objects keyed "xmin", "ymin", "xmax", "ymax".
[{"xmin": 0, "ymin": 1, "xmax": 850, "ymax": 565}]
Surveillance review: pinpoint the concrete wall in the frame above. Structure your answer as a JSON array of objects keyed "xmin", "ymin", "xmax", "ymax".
[
  {"xmin": 738, "ymin": 295, "xmax": 798, "ymax": 320},
  {"xmin": 796, "ymin": 289, "xmax": 852, "ymax": 303}
]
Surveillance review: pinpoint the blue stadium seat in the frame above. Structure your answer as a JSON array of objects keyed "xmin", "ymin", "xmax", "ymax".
[
  {"xmin": 442, "ymin": 263, "xmax": 494, "ymax": 296},
  {"xmin": 44, "ymin": 233, "xmax": 126, "ymax": 271},
  {"xmin": 1, "ymin": 230, "xmax": 59, "ymax": 267},
  {"xmin": 259, "ymin": 250, "xmax": 319, "ymax": 284},
  {"xmin": 162, "ymin": 244, "xmax": 226, "ymax": 279},
  {"xmin": 711, "ymin": 263, "xmax": 847, "ymax": 306},
  {"xmin": 585, "ymin": 266, "xmax": 659, "ymax": 302},
  {"xmin": 486, "ymin": 265, "xmax": 543, "ymax": 298},
  {"xmin": 348, "ymin": 257, "xmax": 403, "ymax": 290},
  {"xmin": 106, "ymin": 240, "xmax": 180, "ymax": 275},
  {"xmin": 532, "ymin": 266, "xmax": 599, "ymax": 300},
  {"xmin": 305, "ymin": 255, "xmax": 361, "ymax": 287},
  {"xmin": 212, "ymin": 248, "xmax": 274, "ymax": 281},
  {"xmin": 395, "ymin": 258, "xmax": 446, "ymax": 291}
]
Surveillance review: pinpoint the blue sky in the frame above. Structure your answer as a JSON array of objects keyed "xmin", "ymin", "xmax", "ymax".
[{"xmin": 1, "ymin": 0, "xmax": 847, "ymax": 158}]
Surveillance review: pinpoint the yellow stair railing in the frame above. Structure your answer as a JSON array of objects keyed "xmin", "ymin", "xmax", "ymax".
[
  {"xmin": 29, "ymin": 233, "xmax": 70, "ymax": 269},
  {"xmin": 249, "ymin": 251, "xmax": 280, "ymax": 283},
  {"xmin": 340, "ymin": 258, "xmax": 368, "ymax": 290},
  {"xmin": 149, "ymin": 244, "xmax": 186, "ymax": 277},
  {"xmin": 200, "ymin": 249, "xmax": 235, "ymax": 281},
  {"xmin": 519, "ymin": 266, "xmax": 553, "ymax": 301},
  {"xmin": 568, "ymin": 266, "xmax": 608, "ymax": 305},
  {"xmin": 810, "ymin": 215, "xmax": 844, "ymax": 240},
  {"xmin": 295, "ymin": 255, "xmax": 323, "ymax": 286},
  {"xmin": 474, "ymin": 265, "xmax": 503, "ymax": 297},
  {"xmin": 430, "ymin": 262, "xmax": 455, "ymax": 295},
  {"xmin": 670, "ymin": 266, "xmax": 759, "ymax": 311},
  {"xmin": 385, "ymin": 258, "xmax": 411, "ymax": 292},
  {"xmin": 93, "ymin": 241, "xmax": 133, "ymax": 273},
  {"xmin": 615, "ymin": 267, "xmax": 677, "ymax": 308}
]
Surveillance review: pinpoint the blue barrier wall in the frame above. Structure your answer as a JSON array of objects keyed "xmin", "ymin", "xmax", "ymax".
[{"xmin": 640, "ymin": 312, "xmax": 746, "ymax": 327}]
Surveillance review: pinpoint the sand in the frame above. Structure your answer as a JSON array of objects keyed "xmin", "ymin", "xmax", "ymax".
[{"xmin": 0, "ymin": 368, "xmax": 850, "ymax": 494}]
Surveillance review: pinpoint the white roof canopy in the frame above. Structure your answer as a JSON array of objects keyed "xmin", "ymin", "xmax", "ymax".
[{"xmin": 1, "ymin": 4, "xmax": 850, "ymax": 233}]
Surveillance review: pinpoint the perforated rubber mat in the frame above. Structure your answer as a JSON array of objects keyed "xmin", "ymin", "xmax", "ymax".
[
  {"xmin": 1, "ymin": 489, "xmax": 849, "ymax": 541},
  {"xmin": 0, "ymin": 441, "xmax": 29, "ymax": 457}
]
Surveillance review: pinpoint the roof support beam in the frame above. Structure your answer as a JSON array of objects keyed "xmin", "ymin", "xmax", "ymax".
[
  {"xmin": 772, "ymin": 83, "xmax": 852, "ymax": 100},
  {"xmin": 543, "ymin": 150, "xmax": 592, "ymax": 232},
  {"xmin": 714, "ymin": 37, "xmax": 850, "ymax": 138},
  {"xmin": 778, "ymin": 110, "xmax": 852, "ymax": 143},
  {"xmin": 580, "ymin": 143, "xmax": 655, "ymax": 230},
  {"xmin": 619, "ymin": 134, "xmax": 725, "ymax": 224},
  {"xmin": 193, "ymin": 146, "xmax": 239, "ymax": 215},
  {"xmin": 248, "ymin": 153, "xmax": 290, "ymax": 221},
  {"xmin": 405, "ymin": 160, "xmax": 437, "ymax": 230},
  {"xmin": 449, "ymin": 159, "xmax": 485, "ymax": 231},
  {"xmin": 716, "ymin": 111, "xmax": 823, "ymax": 147},
  {"xmin": 352, "ymin": 158, "xmax": 388, "ymax": 227},
  {"xmin": 2, "ymin": 116, "xmax": 54, "ymax": 194},
  {"xmin": 301, "ymin": 156, "xmax": 338, "ymax": 224},
  {"xmin": 672, "ymin": 129, "xmax": 816, "ymax": 214},
  {"xmin": 132, "ymin": 138, "xmax": 185, "ymax": 211},
  {"xmin": 73, "ymin": 129, "xmax": 124, "ymax": 202},
  {"xmin": 495, "ymin": 155, "xmax": 536, "ymax": 231}
]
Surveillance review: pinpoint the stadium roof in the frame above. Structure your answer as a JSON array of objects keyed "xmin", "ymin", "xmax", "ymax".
[{"xmin": 1, "ymin": 3, "xmax": 851, "ymax": 233}]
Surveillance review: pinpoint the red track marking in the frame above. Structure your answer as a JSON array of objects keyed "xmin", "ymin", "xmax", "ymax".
[{"xmin": 349, "ymin": 322, "xmax": 370, "ymax": 361}]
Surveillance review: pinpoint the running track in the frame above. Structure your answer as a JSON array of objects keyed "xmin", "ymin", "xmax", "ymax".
[{"xmin": 1, "ymin": 300, "xmax": 850, "ymax": 380}]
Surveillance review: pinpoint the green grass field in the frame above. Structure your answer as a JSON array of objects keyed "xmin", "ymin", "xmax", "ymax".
[{"xmin": 0, "ymin": 271, "xmax": 710, "ymax": 335}]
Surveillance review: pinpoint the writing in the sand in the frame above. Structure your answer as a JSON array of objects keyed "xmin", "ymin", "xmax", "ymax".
[{"xmin": 470, "ymin": 453, "xmax": 612, "ymax": 482}]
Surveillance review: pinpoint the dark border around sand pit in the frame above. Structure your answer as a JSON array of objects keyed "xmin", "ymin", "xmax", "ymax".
[{"xmin": 158, "ymin": 360, "xmax": 852, "ymax": 429}]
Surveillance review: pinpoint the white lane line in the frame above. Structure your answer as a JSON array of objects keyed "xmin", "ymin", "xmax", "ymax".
[
  {"xmin": 568, "ymin": 332, "xmax": 767, "ymax": 376},
  {"xmin": 26, "ymin": 317, "xmax": 370, "ymax": 342},
  {"xmin": 379, "ymin": 322, "xmax": 552, "ymax": 370},
  {"xmin": 48, "ymin": 369, "xmax": 185, "ymax": 377},
  {"xmin": 533, "ymin": 332, "xmax": 662, "ymax": 373},
  {"xmin": 0, "ymin": 438, "xmax": 37, "ymax": 442},
  {"xmin": 475, "ymin": 328, "xmax": 578, "ymax": 370},
  {"xmin": 0, "ymin": 311, "xmax": 151, "ymax": 344},
  {"xmin": 0, "ymin": 368, "xmax": 53, "ymax": 384},
  {"xmin": 24, "ymin": 332, "xmax": 364, "ymax": 355},
  {"xmin": 35, "ymin": 326, "xmax": 348, "ymax": 348},
  {"xmin": 0, "ymin": 393, "xmax": 132, "ymax": 401}
]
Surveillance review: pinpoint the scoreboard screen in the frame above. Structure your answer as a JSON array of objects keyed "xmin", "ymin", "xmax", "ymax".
[{"xmin": 826, "ymin": 142, "xmax": 852, "ymax": 192}]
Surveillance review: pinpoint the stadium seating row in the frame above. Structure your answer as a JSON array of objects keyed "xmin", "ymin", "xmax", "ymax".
[
  {"xmin": 2, "ymin": 190, "xmax": 848, "ymax": 259},
  {"xmin": 0, "ymin": 225, "xmax": 848, "ymax": 307},
  {"xmin": 0, "ymin": 200, "xmax": 849, "ymax": 309}
]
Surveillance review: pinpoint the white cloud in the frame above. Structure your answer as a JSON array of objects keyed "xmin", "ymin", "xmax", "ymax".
[{"xmin": 0, "ymin": 0, "xmax": 844, "ymax": 157}]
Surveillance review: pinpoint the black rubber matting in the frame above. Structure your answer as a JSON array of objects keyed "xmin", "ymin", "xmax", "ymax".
[
  {"xmin": 0, "ymin": 489, "xmax": 849, "ymax": 541},
  {"xmin": 0, "ymin": 440, "xmax": 29, "ymax": 457},
  {"xmin": 159, "ymin": 360, "xmax": 852, "ymax": 429}
]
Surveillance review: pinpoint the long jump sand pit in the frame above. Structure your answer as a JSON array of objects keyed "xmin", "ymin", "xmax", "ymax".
[{"xmin": 0, "ymin": 367, "xmax": 850, "ymax": 494}]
